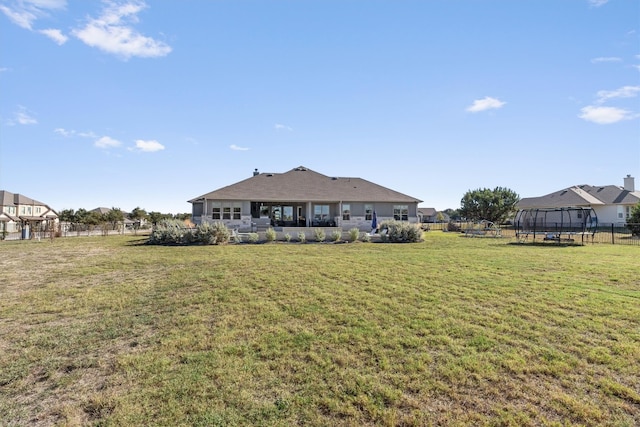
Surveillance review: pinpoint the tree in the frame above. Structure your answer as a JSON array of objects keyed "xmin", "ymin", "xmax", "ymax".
[
  {"xmin": 459, "ymin": 187, "xmax": 520, "ymax": 224},
  {"xmin": 148, "ymin": 211, "xmax": 169, "ymax": 227},
  {"xmin": 627, "ymin": 202, "xmax": 640, "ymax": 236},
  {"xmin": 105, "ymin": 207, "xmax": 125, "ymax": 231},
  {"xmin": 74, "ymin": 208, "xmax": 89, "ymax": 235},
  {"xmin": 443, "ymin": 208, "xmax": 461, "ymax": 221},
  {"xmin": 129, "ymin": 207, "xmax": 148, "ymax": 234}
]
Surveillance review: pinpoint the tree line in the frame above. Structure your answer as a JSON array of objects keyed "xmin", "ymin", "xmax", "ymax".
[{"xmin": 57, "ymin": 207, "xmax": 191, "ymax": 233}]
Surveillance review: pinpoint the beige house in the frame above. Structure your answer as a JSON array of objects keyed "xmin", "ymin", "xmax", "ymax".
[
  {"xmin": 0, "ymin": 190, "xmax": 58, "ymax": 238},
  {"xmin": 517, "ymin": 175, "xmax": 639, "ymax": 226},
  {"xmin": 188, "ymin": 166, "xmax": 423, "ymax": 231}
]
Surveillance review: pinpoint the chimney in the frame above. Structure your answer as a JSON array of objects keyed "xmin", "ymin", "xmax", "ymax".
[
  {"xmin": 623, "ymin": 174, "xmax": 635, "ymax": 192},
  {"xmin": 253, "ymin": 168, "xmax": 259, "ymax": 177}
]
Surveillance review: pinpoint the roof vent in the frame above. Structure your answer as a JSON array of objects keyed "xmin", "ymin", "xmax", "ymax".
[
  {"xmin": 332, "ymin": 177, "xmax": 338, "ymax": 180},
  {"xmin": 266, "ymin": 173, "xmax": 273, "ymax": 177},
  {"xmin": 295, "ymin": 166, "xmax": 307, "ymax": 171}
]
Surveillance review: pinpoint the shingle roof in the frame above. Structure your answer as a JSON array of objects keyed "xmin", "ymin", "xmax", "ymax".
[
  {"xmin": 0, "ymin": 190, "xmax": 47, "ymax": 207},
  {"xmin": 418, "ymin": 207, "xmax": 437, "ymax": 216},
  {"xmin": 517, "ymin": 184, "xmax": 640, "ymax": 208},
  {"xmin": 189, "ymin": 166, "xmax": 422, "ymax": 204}
]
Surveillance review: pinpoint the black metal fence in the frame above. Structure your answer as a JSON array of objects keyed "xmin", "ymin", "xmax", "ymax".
[{"xmin": 423, "ymin": 222, "xmax": 640, "ymax": 246}]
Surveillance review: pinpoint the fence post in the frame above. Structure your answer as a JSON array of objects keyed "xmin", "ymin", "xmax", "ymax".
[{"xmin": 611, "ymin": 224, "xmax": 615, "ymax": 245}]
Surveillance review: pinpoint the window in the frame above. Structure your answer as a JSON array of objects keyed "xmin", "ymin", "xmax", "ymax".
[
  {"xmin": 314, "ymin": 205, "xmax": 330, "ymax": 221},
  {"xmin": 283, "ymin": 206, "xmax": 293, "ymax": 221},
  {"xmin": 213, "ymin": 202, "xmax": 242, "ymax": 220},
  {"xmin": 626, "ymin": 206, "xmax": 631, "ymax": 219},
  {"xmin": 35, "ymin": 207, "xmax": 42, "ymax": 214},
  {"xmin": 212, "ymin": 202, "xmax": 221, "ymax": 220},
  {"xmin": 393, "ymin": 205, "xmax": 408, "ymax": 221},
  {"xmin": 342, "ymin": 204, "xmax": 350, "ymax": 220},
  {"xmin": 618, "ymin": 206, "xmax": 624, "ymax": 219},
  {"xmin": 364, "ymin": 204, "xmax": 373, "ymax": 221}
]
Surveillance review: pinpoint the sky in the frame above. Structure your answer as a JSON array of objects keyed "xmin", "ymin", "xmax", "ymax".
[{"xmin": 1, "ymin": 0, "xmax": 639, "ymax": 214}]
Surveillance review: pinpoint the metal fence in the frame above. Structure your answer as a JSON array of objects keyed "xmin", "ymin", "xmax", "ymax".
[{"xmin": 421, "ymin": 222, "xmax": 640, "ymax": 246}]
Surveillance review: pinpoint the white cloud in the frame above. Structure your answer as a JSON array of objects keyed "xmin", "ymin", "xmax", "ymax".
[
  {"xmin": 134, "ymin": 139, "xmax": 164, "ymax": 152},
  {"xmin": 590, "ymin": 57, "xmax": 621, "ymax": 63},
  {"xmin": 0, "ymin": 4, "xmax": 37, "ymax": 29},
  {"xmin": 54, "ymin": 128, "xmax": 98, "ymax": 138},
  {"xmin": 230, "ymin": 144, "xmax": 249, "ymax": 151},
  {"xmin": 72, "ymin": 1, "xmax": 172, "ymax": 59},
  {"xmin": 466, "ymin": 96, "xmax": 506, "ymax": 113},
  {"xmin": 274, "ymin": 123, "xmax": 293, "ymax": 131},
  {"xmin": 596, "ymin": 86, "xmax": 640, "ymax": 104},
  {"xmin": 7, "ymin": 106, "xmax": 37, "ymax": 125},
  {"xmin": 39, "ymin": 28, "xmax": 68, "ymax": 45},
  {"xmin": 95, "ymin": 136, "xmax": 122, "ymax": 148},
  {"xmin": 0, "ymin": 0, "xmax": 66, "ymax": 30},
  {"xmin": 588, "ymin": 0, "xmax": 609, "ymax": 7},
  {"xmin": 579, "ymin": 106, "xmax": 633, "ymax": 124}
]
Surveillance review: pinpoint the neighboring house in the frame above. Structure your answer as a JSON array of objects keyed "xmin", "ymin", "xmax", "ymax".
[
  {"xmin": 516, "ymin": 175, "xmax": 640, "ymax": 225},
  {"xmin": 90, "ymin": 207, "xmax": 143, "ymax": 229},
  {"xmin": 0, "ymin": 190, "xmax": 58, "ymax": 237},
  {"xmin": 188, "ymin": 166, "xmax": 423, "ymax": 231},
  {"xmin": 418, "ymin": 208, "xmax": 450, "ymax": 223}
]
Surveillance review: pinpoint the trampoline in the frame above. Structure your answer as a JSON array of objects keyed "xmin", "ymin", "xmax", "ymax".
[{"xmin": 514, "ymin": 207, "xmax": 597, "ymax": 244}]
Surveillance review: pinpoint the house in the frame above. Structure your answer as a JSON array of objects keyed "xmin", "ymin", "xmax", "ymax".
[
  {"xmin": 516, "ymin": 175, "xmax": 640, "ymax": 225},
  {"xmin": 188, "ymin": 166, "xmax": 423, "ymax": 231},
  {"xmin": 418, "ymin": 207, "xmax": 450, "ymax": 223},
  {"xmin": 0, "ymin": 190, "xmax": 58, "ymax": 238}
]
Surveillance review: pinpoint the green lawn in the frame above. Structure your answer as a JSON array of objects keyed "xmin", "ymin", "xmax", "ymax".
[{"xmin": 1, "ymin": 233, "xmax": 638, "ymax": 426}]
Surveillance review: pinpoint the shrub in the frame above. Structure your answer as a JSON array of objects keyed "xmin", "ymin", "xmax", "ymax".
[
  {"xmin": 447, "ymin": 221, "xmax": 462, "ymax": 232},
  {"xmin": 148, "ymin": 220, "xmax": 230, "ymax": 245},
  {"xmin": 284, "ymin": 233, "xmax": 292, "ymax": 242},
  {"xmin": 361, "ymin": 233, "xmax": 371, "ymax": 243},
  {"xmin": 314, "ymin": 228, "xmax": 326, "ymax": 242},
  {"xmin": 265, "ymin": 227, "xmax": 277, "ymax": 242},
  {"xmin": 379, "ymin": 220, "xmax": 422, "ymax": 243},
  {"xmin": 331, "ymin": 230, "xmax": 342, "ymax": 242},
  {"xmin": 148, "ymin": 219, "xmax": 188, "ymax": 245},
  {"xmin": 348, "ymin": 227, "xmax": 360, "ymax": 242},
  {"xmin": 627, "ymin": 202, "xmax": 640, "ymax": 236},
  {"xmin": 297, "ymin": 231, "xmax": 306, "ymax": 243},
  {"xmin": 247, "ymin": 233, "xmax": 260, "ymax": 243}
]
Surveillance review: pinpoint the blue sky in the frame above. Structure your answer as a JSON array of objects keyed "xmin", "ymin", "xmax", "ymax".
[{"xmin": 1, "ymin": 0, "xmax": 639, "ymax": 214}]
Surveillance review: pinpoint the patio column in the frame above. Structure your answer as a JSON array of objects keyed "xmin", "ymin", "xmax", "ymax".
[{"xmin": 306, "ymin": 201, "xmax": 312, "ymax": 227}]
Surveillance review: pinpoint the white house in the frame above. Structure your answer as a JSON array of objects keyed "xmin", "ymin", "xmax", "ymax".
[
  {"xmin": 0, "ymin": 190, "xmax": 58, "ymax": 238},
  {"xmin": 517, "ymin": 175, "xmax": 639, "ymax": 226}
]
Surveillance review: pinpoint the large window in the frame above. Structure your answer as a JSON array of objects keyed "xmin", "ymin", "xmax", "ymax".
[
  {"xmin": 212, "ymin": 202, "xmax": 241, "ymax": 220},
  {"xmin": 393, "ymin": 205, "xmax": 408, "ymax": 221},
  {"xmin": 342, "ymin": 204, "xmax": 350, "ymax": 220},
  {"xmin": 364, "ymin": 204, "xmax": 373, "ymax": 221}
]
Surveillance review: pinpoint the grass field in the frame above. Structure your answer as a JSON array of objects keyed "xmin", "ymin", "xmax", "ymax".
[{"xmin": 1, "ymin": 233, "xmax": 639, "ymax": 426}]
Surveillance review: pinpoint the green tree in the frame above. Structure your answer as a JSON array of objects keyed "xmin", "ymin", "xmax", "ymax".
[
  {"xmin": 129, "ymin": 207, "xmax": 148, "ymax": 233},
  {"xmin": 443, "ymin": 208, "xmax": 461, "ymax": 220},
  {"xmin": 105, "ymin": 207, "xmax": 125, "ymax": 231},
  {"xmin": 436, "ymin": 212, "xmax": 445, "ymax": 223},
  {"xmin": 148, "ymin": 211, "xmax": 168, "ymax": 227},
  {"xmin": 627, "ymin": 202, "xmax": 640, "ymax": 236},
  {"xmin": 459, "ymin": 187, "xmax": 520, "ymax": 224}
]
